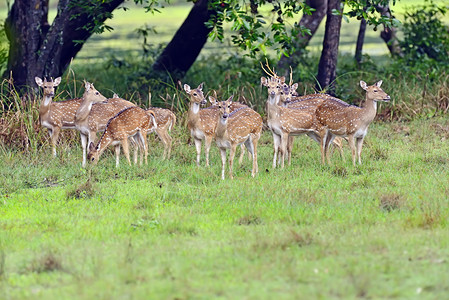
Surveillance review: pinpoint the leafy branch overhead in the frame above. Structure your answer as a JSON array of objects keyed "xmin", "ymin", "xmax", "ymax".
[{"xmin": 205, "ymin": 0, "xmax": 401, "ymax": 58}]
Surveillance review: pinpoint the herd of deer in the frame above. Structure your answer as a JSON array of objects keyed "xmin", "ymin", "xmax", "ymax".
[{"xmin": 35, "ymin": 65, "xmax": 390, "ymax": 180}]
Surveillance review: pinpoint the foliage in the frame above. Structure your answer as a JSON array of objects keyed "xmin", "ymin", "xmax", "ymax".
[
  {"xmin": 397, "ymin": 1, "xmax": 449, "ymax": 68},
  {"xmin": 0, "ymin": 23, "xmax": 8, "ymax": 76},
  {"xmin": 206, "ymin": 0, "xmax": 400, "ymax": 58}
]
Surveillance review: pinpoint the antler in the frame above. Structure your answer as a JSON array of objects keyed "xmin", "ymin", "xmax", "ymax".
[
  {"xmin": 260, "ymin": 58, "xmax": 278, "ymax": 78},
  {"xmin": 289, "ymin": 66, "xmax": 293, "ymax": 86}
]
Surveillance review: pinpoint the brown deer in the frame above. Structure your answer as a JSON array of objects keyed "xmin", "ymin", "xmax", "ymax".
[
  {"xmin": 75, "ymin": 82, "xmax": 135, "ymax": 167},
  {"xmin": 316, "ymin": 80, "xmax": 390, "ymax": 165},
  {"xmin": 214, "ymin": 96, "xmax": 263, "ymax": 179},
  {"xmin": 184, "ymin": 82, "xmax": 218, "ymax": 166},
  {"xmin": 145, "ymin": 107, "xmax": 176, "ymax": 160},
  {"xmin": 35, "ymin": 76, "xmax": 83, "ymax": 157},
  {"xmin": 278, "ymin": 83, "xmax": 345, "ymax": 165},
  {"xmin": 261, "ymin": 76, "xmax": 317, "ymax": 169},
  {"xmin": 87, "ymin": 107, "xmax": 156, "ymax": 167}
]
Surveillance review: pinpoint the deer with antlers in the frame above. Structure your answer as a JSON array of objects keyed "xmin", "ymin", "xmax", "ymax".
[
  {"xmin": 35, "ymin": 76, "xmax": 83, "ymax": 157},
  {"xmin": 75, "ymin": 82, "xmax": 136, "ymax": 167},
  {"xmin": 87, "ymin": 106, "xmax": 156, "ymax": 167},
  {"xmin": 214, "ymin": 96, "xmax": 263, "ymax": 179},
  {"xmin": 316, "ymin": 80, "xmax": 390, "ymax": 165}
]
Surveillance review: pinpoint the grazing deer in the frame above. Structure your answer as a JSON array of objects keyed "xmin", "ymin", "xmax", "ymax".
[
  {"xmin": 87, "ymin": 107, "xmax": 156, "ymax": 167},
  {"xmin": 261, "ymin": 76, "xmax": 317, "ymax": 169},
  {"xmin": 35, "ymin": 76, "xmax": 83, "ymax": 157},
  {"xmin": 316, "ymin": 80, "xmax": 390, "ymax": 165},
  {"xmin": 184, "ymin": 82, "xmax": 217, "ymax": 166},
  {"xmin": 278, "ymin": 83, "xmax": 345, "ymax": 165},
  {"xmin": 145, "ymin": 107, "xmax": 176, "ymax": 160},
  {"xmin": 214, "ymin": 96, "xmax": 263, "ymax": 179},
  {"xmin": 75, "ymin": 82, "xmax": 135, "ymax": 167}
]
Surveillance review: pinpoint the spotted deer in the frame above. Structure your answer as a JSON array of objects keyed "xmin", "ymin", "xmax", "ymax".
[
  {"xmin": 145, "ymin": 107, "xmax": 176, "ymax": 160},
  {"xmin": 35, "ymin": 76, "xmax": 83, "ymax": 157},
  {"xmin": 261, "ymin": 76, "xmax": 316, "ymax": 169},
  {"xmin": 278, "ymin": 83, "xmax": 345, "ymax": 165},
  {"xmin": 87, "ymin": 107, "xmax": 156, "ymax": 167},
  {"xmin": 316, "ymin": 80, "xmax": 390, "ymax": 165},
  {"xmin": 184, "ymin": 83, "xmax": 217, "ymax": 166},
  {"xmin": 214, "ymin": 96, "xmax": 263, "ymax": 179},
  {"xmin": 75, "ymin": 82, "xmax": 135, "ymax": 167}
]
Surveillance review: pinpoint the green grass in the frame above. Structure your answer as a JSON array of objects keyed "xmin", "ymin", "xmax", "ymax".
[{"xmin": 1, "ymin": 118, "xmax": 449, "ymax": 299}]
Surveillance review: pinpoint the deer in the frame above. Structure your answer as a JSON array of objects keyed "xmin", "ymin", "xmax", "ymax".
[
  {"xmin": 184, "ymin": 82, "xmax": 217, "ymax": 166},
  {"xmin": 278, "ymin": 82, "xmax": 346, "ymax": 165},
  {"xmin": 214, "ymin": 96, "xmax": 263, "ymax": 179},
  {"xmin": 145, "ymin": 107, "xmax": 176, "ymax": 160},
  {"xmin": 35, "ymin": 76, "xmax": 83, "ymax": 157},
  {"xmin": 316, "ymin": 80, "xmax": 390, "ymax": 166},
  {"xmin": 262, "ymin": 76, "xmax": 318, "ymax": 169},
  {"xmin": 75, "ymin": 82, "xmax": 135, "ymax": 167},
  {"xmin": 87, "ymin": 106, "xmax": 156, "ymax": 167}
]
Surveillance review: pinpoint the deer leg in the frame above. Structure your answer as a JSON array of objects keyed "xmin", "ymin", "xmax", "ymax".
[
  {"xmin": 356, "ymin": 137, "xmax": 364, "ymax": 165},
  {"xmin": 156, "ymin": 128, "xmax": 168, "ymax": 160},
  {"xmin": 347, "ymin": 135, "xmax": 357, "ymax": 166},
  {"xmin": 141, "ymin": 131, "xmax": 148, "ymax": 165},
  {"xmin": 80, "ymin": 133, "xmax": 88, "ymax": 168},
  {"xmin": 272, "ymin": 133, "xmax": 281, "ymax": 169},
  {"xmin": 238, "ymin": 144, "xmax": 246, "ymax": 165},
  {"xmin": 325, "ymin": 134, "xmax": 335, "ymax": 165},
  {"xmin": 205, "ymin": 136, "xmax": 213, "ymax": 167},
  {"xmin": 122, "ymin": 138, "xmax": 131, "ymax": 166},
  {"xmin": 287, "ymin": 135, "xmax": 294, "ymax": 166},
  {"xmin": 194, "ymin": 138, "xmax": 202, "ymax": 166},
  {"xmin": 229, "ymin": 145, "xmax": 237, "ymax": 180},
  {"xmin": 50, "ymin": 127, "xmax": 60, "ymax": 157},
  {"xmin": 220, "ymin": 148, "xmax": 227, "ymax": 180},
  {"xmin": 280, "ymin": 133, "xmax": 289, "ymax": 169},
  {"xmin": 320, "ymin": 130, "xmax": 328, "ymax": 165},
  {"xmin": 164, "ymin": 131, "xmax": 173, "ymax": 160},
  {"xmin": 131, "ymin": 136, "xmax": 138, "ymax": 165},
  {"xmin": 115, "ymin": 144, "xmax": 121, "ymax": 168}
]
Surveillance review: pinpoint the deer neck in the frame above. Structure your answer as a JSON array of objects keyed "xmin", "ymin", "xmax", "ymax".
[
  {"xmin": 266, "ymin": 95, "xmax": 281, "ymax": 123},
  {"xmin": 215, "ymin": 116, "xmax": 228, "ymax": 139},
  {"xmin": 39, "ymin": 95, "xmax": 53, "ymax": 119},
  {"xmin": 75, "ymin": 96, "xmax": 94, "ymax": 125},
  {"xmin": 96, "ymin": 132, "xmax": 113, "ymax": 158},
  {"xmin": 360, "ymin": 96, "xmax": 378, "ymax": 123},
  {"xmin": 187, "ymin": 101, "xmax": 201, "ymax": 129}
]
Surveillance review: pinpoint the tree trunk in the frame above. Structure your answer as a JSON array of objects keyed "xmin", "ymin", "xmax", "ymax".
[
  {"xmin": 355, "ymin": 18, "xmax": 367, "ymax": 64},
  {"xmin": 376, "ymin": 4, "xmax": 402, "ymax": 57},
  {"xmin": 4, "ymin": 0, "xmax": 124, "ymax": 94},
  {"xmin": 152, "ymin": 0, "xmax": 213, "ymax": 81},
  {"xmin": 316, "ymin": 0, "xmax": 343, "ymax": 95},
  {"xmin": 277, "ymin": 0, "xmax": 327, "ymax": 73}
]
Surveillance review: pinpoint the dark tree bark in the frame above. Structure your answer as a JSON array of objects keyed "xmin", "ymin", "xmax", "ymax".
[
  {"xmin": 152, "ymin": 0, "xmax": 213, "ymax": 81},
  {"xmin": 4, "ymin": 0, "xmax": 124, "ymax": 93},
  {"xmin": 355, "ymin": 18, "xmax": 367, "ymax": 64},
  {"xmin": 316, "ymin": 0, "xmax": 344, "ymax": 95},
  {"xmin": 277, "ymin": 0, "xmax": 327, "ymax": 73},
  {"xmin": 376, "ymin": 3, "xmax": 402, "ymax": 57}
]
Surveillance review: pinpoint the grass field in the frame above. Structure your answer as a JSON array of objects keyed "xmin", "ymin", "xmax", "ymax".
[{"xmin": 1, "ymin": 116, "xmax": 449, "ymax": 299}]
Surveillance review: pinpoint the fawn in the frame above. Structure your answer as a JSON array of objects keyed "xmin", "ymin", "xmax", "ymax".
[
  {"xmin": 35, "ymin": 76, "xmax": 83, "ymax": 157},
  {"xmin": 316, "ymin": 80, "xmax": 390, "ymax": 165},
  {"xmin": 87, "ymin": 106, "xmax": 156, "ymax": 167},
  {"xmin": 214, "ymin": 96, "xmax": 263, "ymax": 179}
]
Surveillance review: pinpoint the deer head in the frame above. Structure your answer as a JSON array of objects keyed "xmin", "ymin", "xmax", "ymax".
[
  {"xmin": 360, "ymin": 80, "xmax": 390, "ymax": 102},
  {"xmin": 279, "ymin": 83, "xmax": 298, "ymax": 106},
  {"xmin": 83, "ymin": 81, "xmax": 108, "ymax": 104},
  {"xmin": 261, "ymin": 76, "xmax": 285, "ymax": 103},
  {"xmin": 184, "ymin": 83, "xmax": 206, "ymax": 105},
  {"xmin": 35, "ymin": 76, "xmax": 62, "ymax": 97},
  {"xmin": 87, "ymin": 142, "xmax": 100, "ymax": 165},
  {"xmin": 217, "ymin": 95, "xmax": 234, "ymax": 121}
]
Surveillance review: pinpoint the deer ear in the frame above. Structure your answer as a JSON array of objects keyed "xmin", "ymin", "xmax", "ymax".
[
  {"xmin": 279, "ymin": 76, "xmax": 286, "ymax": 84},
  {"xmin": 208, "ymin": 96, "xmax": 216, "ymax": 104},
  {"xmin": 260, "ymin": 77, "xmax": 268, "ymax": 86},
  {"xmin": 85, "ymin": 81, "xmax": 91, "ymax": 91},
  {"xmin": 198, "ymin": 82, "xmax": 204, "ymax": 91},
  {"xmin": 291, "ymin": 83, "xmax": 299, "ymax": 91},
  {"xmin": 35, "ymin": 77, "xmax": 43, "ymax": 87},
  {"xmin": 227, "ymin": 95, "xmax": 234, "ymax": 103},
  {"xmin": 53, "ymin": 77, "xmax": 61, "ymax": 86},
  {"xmin": 375, "ymin": 80, "xmax": 383, "ymax": 87},
  {"xmin": 183, "ymin": 84, "xmax": 191, "ymax": 94},
  {"xmin": 360, "ymin": 81, "xmax": 368, "ymax": 90},
  {"xmin": 113, "ymin": 93, "xmax": 119, "ymax": 98},
  {"xmin": 88, "ymin": 142, "xmax": 95, "ymax": 152}
]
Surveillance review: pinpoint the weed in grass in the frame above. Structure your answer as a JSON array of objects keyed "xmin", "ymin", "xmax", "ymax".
[
  {"xmin": 29, "ymin": 252, "xmax": 63, "ymax": 273},
  {"xmin": 237, "ymin": 215, "xmax": 263, "ymax": 226},
  {"xmin": 379, "ymin": 193, "xmax": 404, "ymax": 212},
  {"xmin": 66, "ymin": 178, "xmax": 97, "ymax": 200},
  {"xmin": 418, "ymin": 201, "xmax": 444, "ymax": 229},
  {"xmin": 331, "ymin": 166, "xmax": 348, "ymax": 178},
  {"xmin": 253, "ymin": 230, "xmax": 313, "ymax": 252},
  {"xmin": 0, "ymin": 249, "xmax": 4, "ymax": 280}
]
